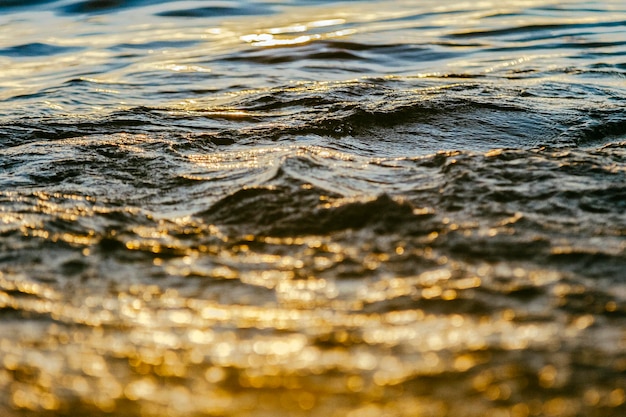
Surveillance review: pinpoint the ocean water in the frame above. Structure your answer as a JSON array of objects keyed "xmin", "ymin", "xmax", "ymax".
[{"xmin": 0, "ymin": 0, "xmax": 625, "ymax": 416}]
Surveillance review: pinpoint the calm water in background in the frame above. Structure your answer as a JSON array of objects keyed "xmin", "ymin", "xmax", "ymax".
[{"xmin": 0, "ymin": 1, "xmax": 625, "ymax": 416}]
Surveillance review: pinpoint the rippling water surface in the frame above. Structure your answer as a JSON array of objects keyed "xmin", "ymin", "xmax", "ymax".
[{"xmin": 1, "ymin": 1, "xmax": 625, "ymax": 416}]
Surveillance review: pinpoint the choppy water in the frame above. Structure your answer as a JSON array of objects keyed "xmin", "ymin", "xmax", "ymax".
[{"xmin": 1, "ymin": 1, "xmax": 625, "ymax": 416}]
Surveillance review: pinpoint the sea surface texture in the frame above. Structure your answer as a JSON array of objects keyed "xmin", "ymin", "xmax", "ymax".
[{"xmin": 1, "ymin": 1, "xmax": 625, "ymax": 416}]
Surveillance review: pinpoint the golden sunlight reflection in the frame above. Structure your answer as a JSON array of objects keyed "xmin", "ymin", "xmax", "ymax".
[
  {"xmin": 1, "ymin": 1, "xmax": 625, "ymax": 415},
  {"xmin": 2, "ymin": 215, "xmax": 623, "ymax": 416},
  {"xmin": 240, "ymin": 29, "xmax": 356, "ymax": 47},
  {"xmin": 238, "ymin": 15, "xmax": 354, "ymax": 47}
]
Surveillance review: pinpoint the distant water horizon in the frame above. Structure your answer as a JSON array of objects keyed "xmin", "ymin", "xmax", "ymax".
[{"xmin": 1, "ymin": 1, "xmax": 625, "ymax": 416}]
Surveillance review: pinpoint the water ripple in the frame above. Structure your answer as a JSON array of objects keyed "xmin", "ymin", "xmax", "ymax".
[{"xmin": 1, "ymin": 1, "xmax": 625, "ymax": 416}]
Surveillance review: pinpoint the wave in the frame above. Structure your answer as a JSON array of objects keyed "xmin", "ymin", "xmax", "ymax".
[
  {"xmin": 2, "ymin": 77, "xmax": 623, "ymax": 155},
  {"xmin": 1, "ymin": 2, "xmax": 626, "ymax": 416},
  {"xmin": 448, "ymin": 19, "xmax": 626, "ymax": 39},
  {"xmin": 0, "ymin": 42, "xmax": 83, "ymax": 57}
]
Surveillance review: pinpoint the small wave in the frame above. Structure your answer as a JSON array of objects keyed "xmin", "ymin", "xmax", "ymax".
[
  {"xmin": 448, "ymin": 20, "xmax": 626, "ymax": 39},
  {"xmin": 0, "ymin": 42, "xmax": 82, "ymax": 57},
  {"xmin": 199, "ymin": 187, "xmax": 432, "ymax": 236},
  {"xmin": 222, "ymin": 41, "xmax": 462, "ymax": 67},
  {"xmin": 558, "ymin": 112, "xmax": 626, "ymax": 145},
  {"xmin": 156, "ymin": 4, "xmax": 275, "ymax": 18},
  {"xmin": 2, "ymin": 77, "xmax": 623, "ymax": 154},
  {"xmin": 59, "ymin": 0, "xmax": 171, "ymax": 14},
  {"xmin": 0, "ymin": 0, "xmax": 57, "ymax": 8}
]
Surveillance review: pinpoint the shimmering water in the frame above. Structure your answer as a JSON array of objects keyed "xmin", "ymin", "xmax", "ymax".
[{"xmin": 1, "ymin": 1, "xmax": 625, "ymax": 416}]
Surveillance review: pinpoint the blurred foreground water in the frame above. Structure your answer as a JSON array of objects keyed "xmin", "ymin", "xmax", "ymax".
[{"xmin": 0, "ymin": 1, "xmax": 625, "ymax": 416}]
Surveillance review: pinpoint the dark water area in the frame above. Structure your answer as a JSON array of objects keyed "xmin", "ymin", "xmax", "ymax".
[{"xmin": 0, "ymin": 1, "xmax": 625, "ymax": 416}]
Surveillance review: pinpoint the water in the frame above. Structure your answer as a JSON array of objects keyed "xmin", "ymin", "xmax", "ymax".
[{"xmin": 1, "ymin": 1, "xmax": 625, "ymax": 416}]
